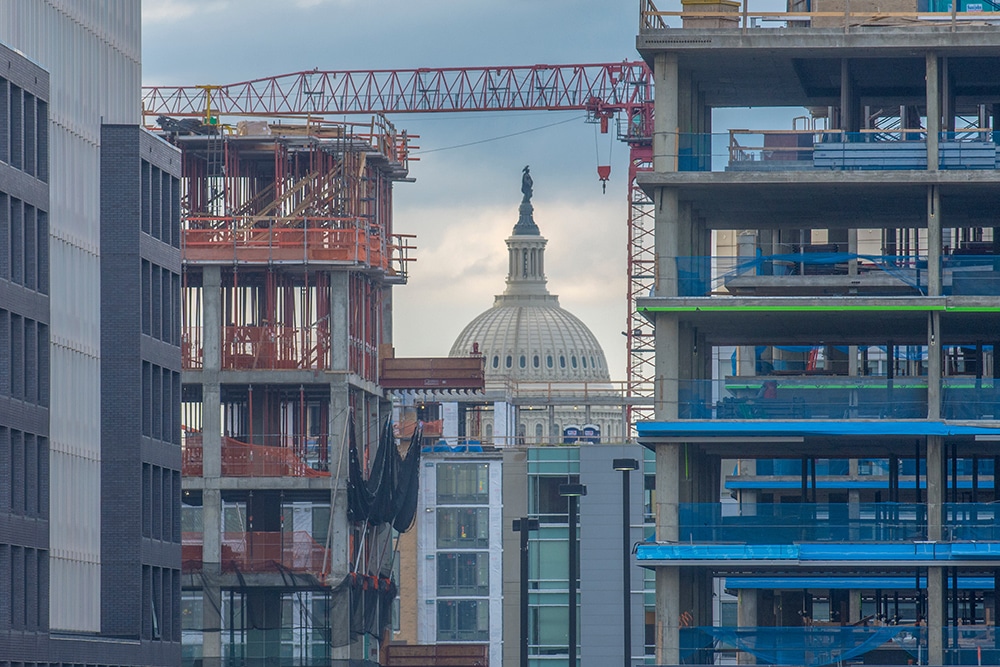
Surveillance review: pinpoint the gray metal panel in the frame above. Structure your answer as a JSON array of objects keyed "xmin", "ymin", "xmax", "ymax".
[{"xmin": 579, "ymin": 445, "xmax": 646, "ymax": 667}]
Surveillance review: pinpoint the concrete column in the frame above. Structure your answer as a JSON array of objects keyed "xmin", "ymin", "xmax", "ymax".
[
  {"xmin": 656, "ymin": 444, "xmax": 681, "ymax": 543},
  {"xmin": 381, "ymin": 285, "xmax": 392, "ymax": 347},
  {"xmin": 849, "ymin": 488, "xmax": 861, "ymax": 540},
  {"xmin": 656, "ymin": 567, "xmax": 681, "ymax": 666},
  {"xmin": 928, "ymin": 312, "xmax": 942, "ymax": 419},
  {"xmin": 928, "ymin": 566, "xmax": 946, "ymax": 665},
  {"xmin": 928, "ymin": 186, "xmax": 942, "ymax": 297},
  {"xmin": 203, "ymin": 265, "xmax": 222, "ymax": 370},
  {"xmin": 849, "ymin": 590, "xmax": 863, "ymax": 624},
  {"xmin": 735, "ymin": 588, "xmax": 757, "ymax": 662},
  {"xmin": 199, "ymin": 265, "xmax": 224, "ymax": 662},
  {"xmin": 738, "ymin": 459, "xmax": 757, "ymax": 513},
  {"xmin": 329, "ymin": 271, "xmax": 349, "ymax": 371},
  {"xmin": 654, "ymin": 53, "xmax": 679, "ymax": 173},
  {"xmin": 927, "ymin": 53, "xmax": 940, "ymax": 171},
  {"xmin": 926, "ymin": 433, "xmax": 945, "ymax": 667},
  {"xmin": 329, "ymin": 383, "xmax": 352, "ymax": 656},
  {"xmin": 655, "ymin": 315, "xmax": 679, "ymax": 420},
  {"xmin": 839, "ymin": 59, "xmax": 856, "ymax": 133},
  {"xmin": 656, "ymin": 188, "xmax": 680, "ymax": 297},
  {"xmin": 201, "ymin": 582, "xmax": 222, "ymax": 667},
  {"xmin": 941, "ymin": 57, "xmax": 953, "ymax": 133},
  {"xmin": 927, "ymin": 435, "xmax": 944, "ymax": 541}
]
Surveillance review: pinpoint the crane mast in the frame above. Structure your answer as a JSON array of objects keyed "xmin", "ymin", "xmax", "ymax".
[{"xmin": 144, "ymin": 61, "xmax": 656, "ymax": 428}]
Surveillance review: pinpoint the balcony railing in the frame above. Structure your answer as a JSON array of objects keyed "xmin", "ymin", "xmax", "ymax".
[
  {"xmin": 221, "ymin": 325, "xmax": 330, "ymax": 371},
  {"xmin": 182, "ymin": 325, "xmax": 203, "ymax": 370},
  {"xmin": 677, "ymin": 503, "xmax": 1000, "ymax": 544},
  {"xmin": 676, "ymin": 254, "xmax": 930, "ymax": 297},
  {"xmin": 182, "ymin": 216, "xmax": 398, "ymax": 269},
  {"xmin": 679, "ymin": 503, "xmax": 928, "ymax": 543},
  {"xmin": 646, "ymin": 130, "xmax": 1000, "ymax": 172},
  {"xmin": 182, "ymin": 531, "xmax": 331, "ymax": 576},
  {"xmin": 641, "ymin": 0, "xmax": 1000, "ymax": 31},
  {"xmin": 677, "ymin": 377, "xmax": 1000, "ymax": 420},
  {"xmin": 678, "ymin": 625, "xmax": 928, "ymax": 666},
  {"xmin": 182, "ymin": 433, "xmax": 330, "ymax": 478},
  {"xmin": 680, "ymin": 377, "xmax": 928, "ymax": 419}
]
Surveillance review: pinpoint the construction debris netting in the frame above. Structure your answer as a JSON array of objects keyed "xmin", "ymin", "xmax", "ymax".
[{"xmin": 683, "ymin": 626, "xmax": 926, "ymax": 666}]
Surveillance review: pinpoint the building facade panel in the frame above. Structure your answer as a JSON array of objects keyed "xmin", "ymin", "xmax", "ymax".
[
  {"xmin": 0, "ymin": 0, "xmax": 141, "ymax": 635},
  {"xmin": 0, "ymin": 39, "xmax": 50, "ymax": 659}
]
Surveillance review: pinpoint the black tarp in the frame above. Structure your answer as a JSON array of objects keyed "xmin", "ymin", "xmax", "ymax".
[
  {"xmin": 366, "ymin": 421, "xmax": 398, "ymax": 524},
  {"xmin": 346, "ymin": 417, "xmax": 371, "ymax": 522},
  {"xmin": 342, "ymin": 416, "xmax": 422, "ymax": 643},
  {"xmin": 346, "ymin": 416, "xmax": 422, "ymax": 532},
  {"xmin": 392, "ymin": 426, "xmax": 422, "ymax": 532}
]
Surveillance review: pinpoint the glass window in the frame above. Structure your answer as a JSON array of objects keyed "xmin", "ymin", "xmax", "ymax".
[
  {"xmin": 506, "ymin": 355, "xmax": 512, "ymax": 368},
  {"xmin": 719, "ymin": 601, "xmax": 738, "ymax": 628},
  {"xmin": 181, "ymin": 503, "xmax": 203, "ymax": 532},
  {"xmin": 571, "ymin": 356, "xmax": 578, "ymax": 368},
  {"xmin": 181, "ymin": 591, "xmax": 203, "ymax": 631},
  {"xmin": 531, "ymin": 605, "xmax": 570, "ymax": 652},
  {"xmin": 437, "ymin": 552, "xmax": 489, "ymax": 596},
  {"xmin": 582, "ymin": 356, "xmax": 587, "ymax": 368},
  {"xmin": 533, "ymin": 355, "xmax": 540, "ymax": 368},
  {"xmin": 559, "ymin": 356, "xmax": 566, "ymax": 368},
  {"xmin": 437, "ymin": 463, "xmax": 489, "ymax": 504},
  {"xmin": 437, "ymin": 599, "xmax": 489, "ymax": 642},
  {"xmin": 530, "ymin": 475, "xmax": 578, "ymax": 522},
  {"xmin": 520, "ymin": 355, "xmax": 526, "ymax": 368},
  {"xmin": 530, "ymin": 538, "xmax": 569, "ymax": 581},
  {"xmin": 492, "ymin": 356, "xmax": 499, "ymax": 369},
  {"xmin": 534, "ymin": 423, "xmax": 544, "ymax": 440},
  {"xmin": 546, "ymin": 355, "xmax": 553, "ymax": 368},
  {"xmin": 311, "ymin": 505, "xmax": 331, "ymax": 546},
  {"xmin": 437, "ymin": 507, "xmax": 490, "ymax": 549}
]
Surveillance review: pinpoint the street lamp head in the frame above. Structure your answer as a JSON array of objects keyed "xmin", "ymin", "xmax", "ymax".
[
  {"xmin": 559, "ymin": 483, "xmax": 588, "ymax": 497},
  {"xmin": 512, "ymin": 518, "xmax": 540, "ymax": 531},
  {"xmin": 613, "ymin": 458, "xmax": 640, "ymax": 471}
]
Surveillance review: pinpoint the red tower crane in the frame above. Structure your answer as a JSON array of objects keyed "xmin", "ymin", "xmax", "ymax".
[{"xmin": 143, "ymin": 62, "xmax": 656, "ymax": 427}]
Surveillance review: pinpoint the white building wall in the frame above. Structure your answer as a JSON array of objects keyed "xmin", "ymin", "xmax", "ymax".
[
  {"xmin": 416, "ymin": 459, "xmax": 437, "ymax": 643},
  {"xmin": 415, "ymin": 456, "xmax": 503, "ymax": 666},
  {"xmin": 0, "ymin": 0, "xmax": 141, "ymax": 633},
  {"xmin": 486, "ymin": 460, "xmax": 504, "ymax": 667}
]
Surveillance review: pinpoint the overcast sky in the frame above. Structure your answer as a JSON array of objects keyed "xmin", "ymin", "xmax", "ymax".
[{"xmin": 142, "ymin": 1, "xmax": 798, "ymax": 381}]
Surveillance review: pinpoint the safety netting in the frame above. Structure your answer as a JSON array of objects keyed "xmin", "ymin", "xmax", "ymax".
[
  {"xmin": 682, "ymin": 626, "xmax": 926, "ymax": 666},
  {"xmin": 679, "ymin": 253, "xmax": 929, "ymax": 297}
]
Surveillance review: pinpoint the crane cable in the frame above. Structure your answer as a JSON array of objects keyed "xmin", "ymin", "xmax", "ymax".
[{"xmin": 413, "ymin": 114, "xmax": 586, "ymax": 155}]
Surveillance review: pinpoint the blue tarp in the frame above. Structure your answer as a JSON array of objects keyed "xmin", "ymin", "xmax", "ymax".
[
  {"xmin": 725, "ymin": 575, "xmax": 995, "ymax": 589},
  {"xmin": 637, "ymin": 541, "xmax": 1000, "ymax": 563},
  {"xmin": 686, "ymin": 626, "xmax": 919, "ymax": 666},
  {"xmin": 637, "ymin": 419, "xmax": 1000, "ymax": 440}
]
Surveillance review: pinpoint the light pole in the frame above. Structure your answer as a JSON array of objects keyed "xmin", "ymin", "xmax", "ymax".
[
  {"xmin": 613, "ymin": 458, "xmax": 640, "ymax": 667},
  {"xmin": 512, "ymin": 517, "xmax": 540, "ymax": 667},
  {"xmin": 559, "ymin": 483, "xmax": 587, "ymax": 667}
]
